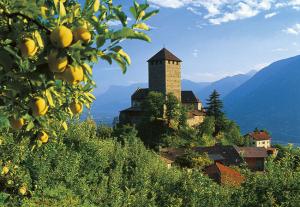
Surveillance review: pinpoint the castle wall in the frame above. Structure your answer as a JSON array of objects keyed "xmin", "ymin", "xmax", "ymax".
[
  {"xmin": 165, "ymin": 61, "xmax": 181, "ymax": 101},
  {"xmin": 148, "ymin": 60, "xmax": 181, "ymax": 101},
  {"xmin": 149, "ymin": 61, "xmax": 166, "ymax": 94}
]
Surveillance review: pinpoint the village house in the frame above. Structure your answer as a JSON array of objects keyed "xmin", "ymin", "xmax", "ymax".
[
  {"xmin": 119, "ymin": 48, "xmax": 205, "ymax": 127},
  {"xmin": 247, "ymin": 130, "xmax": 271, "ymax": 148},
  {"xmin": 160, "ymin": 144, "xmax": 273, "ymax": 172},
  {"xmin": 204, "ymin": 162, "xmax": 245, "ymax": 186},
  {"xmin": 245, "ymin": 130, "xmax": 278, "ymax": 156},
  {"xmin": 193, "ymin": 144, "xmax": 244, "ymax": 166},
  {"xmin": 235, "ymin": 146, "xmax": 268, "ymax": 171}
]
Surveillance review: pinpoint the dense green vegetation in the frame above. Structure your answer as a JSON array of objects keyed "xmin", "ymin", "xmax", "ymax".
[
  {"xmin": 1, "ymin": 121, "xmax": 300, "ymax": 206},
  {"xmin": 135, "ymin": 90, "xmax": 244, "ymax": 149}
]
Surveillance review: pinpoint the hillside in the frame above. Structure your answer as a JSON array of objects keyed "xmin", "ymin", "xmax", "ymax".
[{"xmin": 224, "ymin": 55, "xmax": 300, "ymax": 144}]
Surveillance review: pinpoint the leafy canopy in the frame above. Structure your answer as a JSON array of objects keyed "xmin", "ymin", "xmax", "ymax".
[{"xmin": 0, "ymin": 0, "xmax": 158, "ymax": 147}]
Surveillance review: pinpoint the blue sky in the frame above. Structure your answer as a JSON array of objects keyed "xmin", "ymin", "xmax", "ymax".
[{"xmin": 91, "ymin": 0, "xmax": 300, "ymax": 94}]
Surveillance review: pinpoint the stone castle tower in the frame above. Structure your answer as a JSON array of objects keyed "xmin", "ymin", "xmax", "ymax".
[
  {"xmin": 119, "ymin": 48, "xmax": 205, "ymax": 127},
  {"xmin": 147, "ymin": 48, "xmax": 182, "ymax": 101}
]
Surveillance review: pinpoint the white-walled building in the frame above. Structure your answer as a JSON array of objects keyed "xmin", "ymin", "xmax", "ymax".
[{"xmin": 248, "ymin": 131, "xmax": 271, "ymax": 149}]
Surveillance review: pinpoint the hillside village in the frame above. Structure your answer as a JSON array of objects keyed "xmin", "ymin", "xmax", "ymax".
[{"xmin": 118, "ymin": 48, "xmax": 279, "ymax": 186}]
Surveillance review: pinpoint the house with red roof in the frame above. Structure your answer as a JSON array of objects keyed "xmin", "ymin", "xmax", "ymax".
[
  {"xmin": 204, "ymin": 162, "xmax": 245, "ymax": 186},
  {"xmin": 247, "ymin": 130, "xmax": 271, "ymax": 148}
]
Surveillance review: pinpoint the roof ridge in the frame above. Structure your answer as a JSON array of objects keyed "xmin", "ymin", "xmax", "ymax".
[{"xmin": 148, "ymin": 48, "xmax": 182, "ymax": 62}]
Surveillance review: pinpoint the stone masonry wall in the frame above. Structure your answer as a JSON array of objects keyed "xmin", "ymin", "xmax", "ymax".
[
  {"xmin": 148, "ymin": 61, "xmax": 166, "ymax": 94},
  {"xmin": 165, "ymin": 60, "xmax": 181, "ymax": 101}
]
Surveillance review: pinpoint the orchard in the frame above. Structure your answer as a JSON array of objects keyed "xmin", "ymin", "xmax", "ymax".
[{"xmin": 0, "ymin": 0, "xmax": 157, "ymax": 200}]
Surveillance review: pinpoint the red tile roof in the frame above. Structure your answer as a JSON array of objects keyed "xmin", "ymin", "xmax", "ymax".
[
  {"xmin": 249, "ymin": 131, "xmax": 271, "ymax": 141},
  {"xmin": 205, "ymin": 163, "xmax": 245, "ymax": 186}
]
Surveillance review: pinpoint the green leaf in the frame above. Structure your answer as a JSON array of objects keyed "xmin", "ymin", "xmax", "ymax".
[
  {"xmin": 111, "ymin": 28, "xmax": 151, "ymax": 42},
  {"xmin": 133, "ymin": 23, "xmax": 150, "ymax": 31},
  {"xmin": 142, "ymin": 10, "xmax": 159, "ymax": 21},
  {"xmin": 62, "ymin": 121, "xmax": 68, "ymax": 131},
  {"xmin": 134, "ymin": 1, "xmax": 140, "ymax": 12},
  {"xmin": 0, "ymin": 114, "xmax": 9, "ymax": 129},
  {"xmin": 111, "ymin": 47, "xmax": 131, "ymax": 65},
  {"xmin": 86, "ymin": 92, "xmax": 96, "ymax": 100},
  {"xmin": 110, "ymin": 53, "xmax": 127, "ymax": 73},
  {"xmin": 93, "ymin": 0, "xmax": 100, "ymax": 12},
  {"xmin": 59, "ymin": 1, "xmax": 66, "ymax": 17},
  {"xmin": 34, "ymin": 31, "xmax": 44, "ymax": 48},
  {"xmin": 82, "ymin": 63, "xmax": 93, "ymax": 75},
  {"xmin": 96, "ymin": 35, "xmax": 106, "ymax": 48},
  {"xmin": 113, "ymin": 8, "xmax": 127, "ymax": 27},
  {"xmin": 46, "ymin": 89, "xmax": 55, "ymax": 107},
  {"xmin": 130, "ymin": 6, "xmax": 137, "ymax": 19},
  {"xmin": 98, "ymin": 52, "xmax": 112, "ymax": 64},
  {"xmin": 26, "ymin": 121, "xmax": 35, "ymax": 131}
]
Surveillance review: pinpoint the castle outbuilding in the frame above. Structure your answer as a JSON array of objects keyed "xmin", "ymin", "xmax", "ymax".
[{"xmin": 119, "ymin": 48, "xmax": 205, "ymax": 126}]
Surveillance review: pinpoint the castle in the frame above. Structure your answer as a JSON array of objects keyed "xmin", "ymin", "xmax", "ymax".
[{"xmin": 119, "ymin": 48, "xmax": 205, "ymax": 126}]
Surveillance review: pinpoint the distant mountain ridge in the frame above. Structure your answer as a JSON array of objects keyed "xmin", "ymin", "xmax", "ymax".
[
  {"xmin": 197, "ymin": 70, "xmax": 256, "ymax": 105},
  {"xmin": 224, "ymin": 55, "xmax": 300, "ymax": 144}
]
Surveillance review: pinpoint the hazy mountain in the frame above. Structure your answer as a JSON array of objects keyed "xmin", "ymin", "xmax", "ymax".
[
  {"xmin": 224, "ymin": 55, "xmax": 300, "ymax": 144},
  {"xmin": 181, "ymin": 79, "xmax": 210, "ymax": 91},
  {"xmin": 90, "ymin": 73, "xmax": 254, "ymax": 124},
  {"xmin": 90, "ymin": 80, "xmax": 209, "ymax": 122},
  {"xmin": 90, "ymin": 83, "xmax": 147, "ymax": 122},
  {"xmin": 197, "ymin": 71, "xmax": 256, "ymax": 105}
]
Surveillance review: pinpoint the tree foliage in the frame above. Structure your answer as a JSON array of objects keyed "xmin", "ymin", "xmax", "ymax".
[
  {"xmin": 142, "ymin": 91, "xmax": 165, "ymax": 122},
  {"xmin": 0, "ymin": 0, "xmax": 158, "ymax": 146},
  {"xmin": 0, "ymin": 121, "xmax": 299, "ymax": 206}
]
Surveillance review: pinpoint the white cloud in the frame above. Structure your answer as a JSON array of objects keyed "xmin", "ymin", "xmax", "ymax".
[
  {"xmin": 148, "ymin": 0, "xmax": 300, "ymax": 25},
  {"xmin": 283, "ymin": 23, "xmax": 300, "ymax": 35},
  {"xmin": 209, "ymin": 2, "xmax": 260, "ymax": 25},
  {"xmin": 293, "ymin": 6, "xmax": 300, "ymax": 10},
  {"xmin": 148, "ymin": 0, "xmax": 185, "ymax": 9},
  {"xmin": 107, "ymin": 17, "xmax": 132, "ymax": 27},
  {"xmin": 272, "ymin": 48, "xmax": 289, "ymax": 52},
  {"xmin": 187, "ymin": 7, "xmax": 202, "ymax": 15},
  {"xmin": 265, "ymin": 12, "xmax": 277, "ymax": 18},
  {"xmin": 192, "ymin": 49, "xmax": 199, "ymax": 57}
]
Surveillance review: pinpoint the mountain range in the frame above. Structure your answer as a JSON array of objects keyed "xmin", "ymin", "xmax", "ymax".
[
  {"xmin": 224, "ymin": 55, "xmax": 300, "ymax": 144},
  {"xmin": 90, "ymin": 54, "xmax": 300, "ymax": 144},
  {"xmin": 90, "ymin": 72, "xmax": 255, "ymax": 124},
  {"xmin": 197, "ymin": 70, "xmax": 256, "ymax": 105}
]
